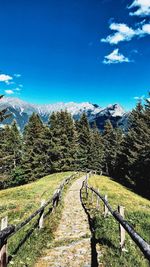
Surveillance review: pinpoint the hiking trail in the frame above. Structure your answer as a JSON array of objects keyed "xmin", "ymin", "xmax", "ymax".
[{"xmin": 35, "ymin": 176, "xmax": 92, "ymax": 267}]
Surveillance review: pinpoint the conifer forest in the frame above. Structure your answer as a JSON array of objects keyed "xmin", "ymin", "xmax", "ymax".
[{"xmin": 0, "ymin": 95, "xmax": 150, "ymax": 199}]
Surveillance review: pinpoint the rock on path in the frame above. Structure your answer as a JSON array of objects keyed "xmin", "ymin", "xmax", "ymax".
[{"xmin": 35, "ymin": 176, "xmax": 91, "ymax": 267}]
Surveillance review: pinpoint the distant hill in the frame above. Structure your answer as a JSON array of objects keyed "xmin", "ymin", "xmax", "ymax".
[{"xmin": 0, "ymin": 97, "xmax": 129, "ymax": 131}]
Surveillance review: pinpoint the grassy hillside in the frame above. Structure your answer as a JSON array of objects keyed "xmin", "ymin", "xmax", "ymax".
[
  {"xmin": 88, "ymin": 175, "xmax": 150, "ymax": 267},
  {"xmin": 0, "ymin": 171, "xmax": 76, "ymax": 266},
  {"xmin": 0, "ymin": 172, "xmax": 74, "ymax": 223}
]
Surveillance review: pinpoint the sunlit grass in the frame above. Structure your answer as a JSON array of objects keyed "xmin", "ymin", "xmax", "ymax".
[
  {"xmin": 0, "ymin": 172, "xmax": 74, "ymax": 224},
  {"xmin": 87, "ymin": 175, "xmax": 150, "ymax": 267},
  {"xmin": 0, "ymin": 171, "xmax": 76, "ymax": 267},
  {"xmin": 88, "ymin": 175, "xmax": 150, "ymax": 214}
]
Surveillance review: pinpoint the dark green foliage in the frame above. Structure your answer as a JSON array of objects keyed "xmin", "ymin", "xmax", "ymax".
[
  {"xmin": 103, "ymin": 120, "xmax": 123, "ymax": 176},
  {"xmin": 134, "ymin": 100, "xmax": 150, "ymax": 197},
  {"xmin": 8, "ymin": 166, "xmax": 26, "ymax": 187},
  {"xmin": 115, "ymin": 99, "xmax": 150, "ymax": 198},
  {"xmin": 49, "ymin": 111, "xmax": 104, "ymax": 173},
  {"xmin": 49, "ymin": 110, "xmax": 78, "ymax": 172},
  {"xmin": 75, "ymin": 113, "xmax": 92, "ymax": 169},
  {"xmin": 21, "ymin": 113, "xmax": 50, "ymax": 183},
  {"xmin": 88, "ymin": 122, "xmax": 104, "ymax": 171},
  {"xmin": 0, "ymin": 95, "xmax": 11, "ymax": 122},
  {"xmin": 0, "ymin": 110, "xmax": 104, "ymax": 187},
  {"xmin": 0, "ymin": 120, "xmax": 22, "ymax": 187},
  {"xmin": 99, "ymin": 97, "xmax": 150, "ymax": 199},
  {"xmin": 1, "ymin": 95, "xmax": 149, "ymax": 196}
]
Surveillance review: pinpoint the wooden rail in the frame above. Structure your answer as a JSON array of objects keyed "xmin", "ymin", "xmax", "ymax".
[
  {"xmin": 81, "ymin": 175, "xmax": 150, "ymax": 262},
  {"xmin": 0, "ymin": 173, "xmax": 77, "ymax": 267}
]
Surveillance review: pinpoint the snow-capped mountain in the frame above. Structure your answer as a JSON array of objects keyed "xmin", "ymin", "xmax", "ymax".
[
  {"xmin": 0, "ymin": 97, "xmax": 128, "ymax": 131},
  {"xmin": 0, "ymin": 97, "xmax": 103, "ymax": 117}
]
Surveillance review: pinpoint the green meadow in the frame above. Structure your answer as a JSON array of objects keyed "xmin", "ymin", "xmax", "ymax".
[
  {"xmin": 87, "ymin": 175, "xmax": 150, "ymax": 267},
  {"xmin": 0, "ymin": 172, "xmax": 76, "ymax": 266}
]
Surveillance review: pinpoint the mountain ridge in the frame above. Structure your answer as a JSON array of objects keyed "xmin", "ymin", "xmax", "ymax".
[{"xmin": 0, "ymin": 97, "xmax": 128, "ymax": 131}]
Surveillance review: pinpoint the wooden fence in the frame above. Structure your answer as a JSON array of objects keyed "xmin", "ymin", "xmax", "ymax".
[
  {"xmin": 81, "ymin": 174, "xmax": 150, "ymax": 262},
  {"xmin": 0, "ymin": 173, "xmax": 77, "ymax": 267}
]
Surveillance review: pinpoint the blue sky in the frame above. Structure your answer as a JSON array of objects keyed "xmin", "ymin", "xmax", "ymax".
[{"xmin": 0, "ymin": 0, "xmax": 150, "ymax": 110}]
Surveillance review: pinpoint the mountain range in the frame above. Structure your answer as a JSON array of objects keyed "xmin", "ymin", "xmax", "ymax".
[{"xmin": 0, "ymin": 97, "xmax": 129, "ymax": 131}]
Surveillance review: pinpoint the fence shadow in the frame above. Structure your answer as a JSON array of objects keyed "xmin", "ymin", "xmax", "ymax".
[
  {"xmin": 80, "ymin": 188, "xmax": 99, "ymax": 267},
  {"xmin": 80, "ymin": 174, "xmax": 150, "ymax": 263},
  {"xmin": 0, "ymin": 174, "xmax": 77, "ymax": 267},
  {"xmin": 96, "ymin": 237, "xmax": 116, "ymax": 250}
]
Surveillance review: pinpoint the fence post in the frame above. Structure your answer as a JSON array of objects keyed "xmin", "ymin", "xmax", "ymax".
[
  {"xmin": 118, "ymin": 206, "xmax": 125, "ymax": 251},
  {"xmin": 85, "ymin": 184, "xmax": 88, "ymax": 199},
  {"xmin": 104, "ymin": 195, "xmax": 108, "ymax": 217},
  {"xmin": 0, "ymin": 217, "xmax": 8, "ymax": 267},
  {"xmin": 39, "ymin": 200, "xmax": 45, "ymax": 229},
  {"xmin": 85, "ymin": 173, "xmax": 88, "ymax": 199},
  {"xmin": 96, "ymin": 189, "xmax": 100, "ymax": 209},
  {"xmin": 86, "ymin": 173, "xmax": 88, "ymax": 184},
  {"xmin": 52, "ymin": 189, "xmax": 59, "ymax": 212},
  {"xmin": 91, "ymin": 190, "xmax": 94, "ymax": 205}
]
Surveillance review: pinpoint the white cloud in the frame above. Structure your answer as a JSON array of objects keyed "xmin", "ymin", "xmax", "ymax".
[
  {"xmin": 135, "ymin": 23, "xmax": 150, "ymax": 37},
  {"xmin": 5, "ymin": 90, "xmax": 14, "ymax": 95},
  {"xmin": 141, "ymin": 23, "xmax": 150, "ymax": 34},
  {"xmin": 15, "ymin": 87, "xmax": 21, "ymax": 91},
  {"xmin": 5, "ymin": 81, "xmax": 15, "ymax": 85},
  {"xmin": 0, "ymin": 74, "xmax": 13, "ymax": 83},
  {"xmin": 128, "ymin": 0, "xmax": 150, "ymax": 17},
  {"xmin": 18, "ymin": 84, "xmax": 23, "ymax": 88},
  {"xmin": 14, "ymin": 73, "xmax": 21, "ymax": 78},
  {"xmin": 101, "ymin": 22, "xmax": 150, "ymax": 45},
  {"xmin": 134, "ymin": 95, "xmax": 145, "ymax": 101},
  {"xmin": 101, "ymin": 23, "xmax": 136, "ymax": 44},
  {"xmin": 103, "ymin": 49, "xmax": 130, "ymax": 64}
]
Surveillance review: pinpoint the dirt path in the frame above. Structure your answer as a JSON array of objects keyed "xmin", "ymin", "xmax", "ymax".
[{"xmin": 35, "ymin": 176, "xmax": 91, "ymax": 267}]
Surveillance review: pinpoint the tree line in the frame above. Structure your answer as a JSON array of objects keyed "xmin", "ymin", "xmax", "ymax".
[
  {"xmin": 0, "ymin": 95, "xmax": 149, "ymax": 198},
  {"xmin": 0, "ymin": 110, "xmax": 104, "ymax": 187}
]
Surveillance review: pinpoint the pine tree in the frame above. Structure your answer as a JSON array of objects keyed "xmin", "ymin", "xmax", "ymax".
[
  {"xmin": 144, "ymin": 94, "xmax": 150, "ymax": 127},
  {"xmin": 0, "ymin": 95, "xmax": 11, "ymax": 122},
  {"xmin": 88, "ymin": 122, "xmax": 104, "ymax": 171},
  {"xmin": 103, "ymin": 120, "xmax": 123, "ymax": 176},
  {"xmin": 11, "ymin": 120, "xmax": 22, "ymax": 168},
  {"xmin": 0, "ymin": 121, "xmax": 21, "ymax": 170},
  {"xmin": 76, "ymin": 113, "xmax": 92, "ymax": 170},
  {"xmin": 135, "ymin": 98, "xmax": 150, "ymax": 197},
  {"xmin": 48, "ymin": 112, "xmax": 61, "ymax": 172},
  {"xmin": 21, "ymin": 113, "xmax": 50, "ymax": 183},
  {"xmin": 0, "ymin": 126, "xmax": 9, "ymax": 188},
  {"xmin": 49, "ymin": 110, "xmax": 78, "ymax": 172},
  {"xmin": 0, "ymin": 127, "xmax": 8, "ymax": 174},
  {"xmin": 63, "ymin": 110, "xmax": 79, "ymax": 170},
  {"xmin": 0, "ymin": 120, "xmax": 22, "ymax": 187},
  {"xmin": 115, "ymin": 101, "xmax": 150, "ymax": 197}
]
